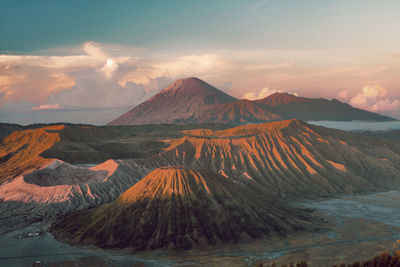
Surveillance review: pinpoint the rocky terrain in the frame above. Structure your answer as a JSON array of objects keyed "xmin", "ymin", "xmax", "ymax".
[
  {"xmin": 51, "ymin": 166, "xmax": 322, "ymax": 250},
  {"xmin": 0, "ymin": 158, "xmax": 149, "ymax": 232},
  {"xmin": 147, "ymin": 119, "xmax": 400, "ymax": 198},
  {"xmin": 2, "ymin": 117, "xmax": 400, "ymax": 253},
  {"xmin": 0, "ymin": 125, "xmax": 64, "ymax": 183},
  {"xmin": 108, "ymin": 77, "xmax": 395, "ymax": 126},
  {"xmin": 0, "ymin": 123, "xmax": 227, "ymax": 232}
]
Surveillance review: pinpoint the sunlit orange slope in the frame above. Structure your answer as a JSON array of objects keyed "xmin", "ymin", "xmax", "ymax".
[
  {"xmin": 0, "ymin": 125, "xmax": 64, "ymax": 183},
  {"xmin": 149, "ymin": 119, "xmax": 400, "ymax": 198}
]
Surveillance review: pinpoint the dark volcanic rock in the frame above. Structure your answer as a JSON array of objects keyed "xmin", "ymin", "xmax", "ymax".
[{"xmin": 51, "ymin": 167, "xmax": 320, "ymax": 250}]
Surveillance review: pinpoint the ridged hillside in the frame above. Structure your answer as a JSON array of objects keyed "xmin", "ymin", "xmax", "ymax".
[
  {"xmin": 0, "ymin": 125, "xmax": 64, "ymax": 183},
  {"xmin": 148, "ymin": 120, "xmax": 400, "ymax": 198},
  {"xmin": 51, "ymin": 167, "xmax": 321, "ymax": 250}
]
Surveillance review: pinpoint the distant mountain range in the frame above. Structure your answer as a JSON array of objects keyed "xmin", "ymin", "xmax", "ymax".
[{"xmin": 108, "ymin": 77, "xmax": 395, "ymax": 125}]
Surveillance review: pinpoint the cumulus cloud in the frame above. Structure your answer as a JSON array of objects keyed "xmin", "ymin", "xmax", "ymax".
[
  {"xmin": 32, "ymin": 104, "xmax": 62, "ymax": 110},
  {"xmin": 350, "ymin": 84, "xmax": 386, "ymax": 107},
  {"xmin": 350, "ymin": 84, "xmax": 399, "ymax": 114},
  {"xmin": 48, "ymin": 69, "xmax": 151, "ymax": 108},
  {"xmin": 337, "ymin": 90, "xmax": 349, "ymax": 100},
  {"xmin": 371, "ymin": 99, "xmax": 400, "ymax": 112},
  {"xmin": 0, "ymin": 42, "xmax": 132, "ymax": 106},
  {"xmin": 0, "ymin": 64, "xmax": 75, "ymax": 105},
  {"xmin": 1, "ymin": 41, "xmax": 399, "ymax": 124},
  {"xmin": 242, "ymin": 87, "xmax": 283, "ymax": 100}
]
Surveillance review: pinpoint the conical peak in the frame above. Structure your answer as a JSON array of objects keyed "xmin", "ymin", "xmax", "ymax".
[
  {"xmin": 160, "ymin": 77, "xmax": 222, "ymax": 96},
  {"xmin": 164, "ymin": 77, "xmax": 204, "ymax": 89},
  {"xmin": 149, "ymin": 166, "xmax": 202, "ymax": 182},
  {"xmin": 119, "ymin": 166, "xmax": 214, "ymax": 203}
]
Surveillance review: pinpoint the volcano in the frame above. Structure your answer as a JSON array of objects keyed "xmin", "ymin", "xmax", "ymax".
[
  {"xmin": 51, "ymin": 166, "xmax": 320, "ymax": 250},
  {"xmin": 108, "ymin": 78, "xmax": 394, "ymax": 126},
  {"xmin": 147, "ymin": 119, "xmax": 400, "ymax": 198},
  {"xmin": 108, "ymin": 77, "xmax": 237, "ymax": 125}
]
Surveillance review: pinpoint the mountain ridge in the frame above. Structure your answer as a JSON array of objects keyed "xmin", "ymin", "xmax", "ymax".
[
  {"xmin": 108, "ymin": 78, "xmax": 395, "ymax": 125},
  {"xmin": 147, "ymin": 119, "xmax": 400, "ymax": 198}
]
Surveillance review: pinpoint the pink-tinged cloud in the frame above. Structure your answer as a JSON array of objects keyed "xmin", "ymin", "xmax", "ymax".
[
  {"xmin": 1, "ymin": 41, "xmax": 400, "ymax": 123},
  {"xmin": 337, "ymin": 90, "xmax": 349, "ymax": 100},
  {"xmin": 32, "ymin": 104, "xmax": 62, "ymax": 110},
  {"xmin": 242, "ymin": 87, "xmax": 298, "ymax": 100},
  {"xmin": 350, "ymin": 85, "xmax": 400, "ymax": 115},
  {"xmin": 242, "ymin": 87, "xmax": 282, "ymax": 100}
]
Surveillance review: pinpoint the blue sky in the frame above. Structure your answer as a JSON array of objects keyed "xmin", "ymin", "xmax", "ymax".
[
  {"xmin": 2, "ymin": 0, "xmax": 399, "ymax": 53},
  {"xmin": 0, "ymin": 0, "xmax": 399, "ymax": 124}
]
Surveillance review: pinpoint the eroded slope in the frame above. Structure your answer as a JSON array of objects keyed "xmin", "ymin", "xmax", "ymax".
[
  {"xmin": 0, "ymin": 125, "xmax": 64, "ymax": 183},
  {"xmin": 51, "ymin": 167, "xmax": 321, "ymax": 250},
  {"xmin": 148, "ymin": 120, "xmax": 400, "ymax": 198}
]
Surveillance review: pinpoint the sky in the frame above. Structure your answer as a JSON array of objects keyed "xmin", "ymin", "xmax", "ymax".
[{"xmin": 0, "ymin": 0, "xmax": 399, "ymax": 125}]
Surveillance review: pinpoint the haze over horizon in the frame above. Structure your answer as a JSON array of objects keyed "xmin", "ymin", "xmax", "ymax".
[{"xmin": 1, "ymin": 0, "xmax": 399, "ymax": 124}]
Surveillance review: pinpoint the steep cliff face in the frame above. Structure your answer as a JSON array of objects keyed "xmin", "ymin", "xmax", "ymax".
[
  {"xmin": 51, "ymin": 167, "xmax": 321, "ymax": 250},
  {"xmin": 147, "ymin": 120, "xmax": 400, "ymax": 198}
]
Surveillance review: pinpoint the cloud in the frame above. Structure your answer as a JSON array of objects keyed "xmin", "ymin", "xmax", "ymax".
[
  {"xmin": 371, "ymin": 99, "xmax": 400, "ymax": 112},
  {"xmin": 100, "ymin": 58, "xmax": 118, "ymax": 79},
  {"xmin": 350, "ymin": 84, "xmax": 386, "ymax": 106},
  {"xmin": 48, "ymin": 69, "xmax": 152, "ymax": 108},
  {"xmin": 242, "ymin": 87, "xmax": 283, "ymax": 100},
  {"xmin": 32, "ymin": 104, "xmax": 62, "ymax": 110},
  {"xmin": 0, "ymin": 64, "xmax": 75, "ymax": 105},
  {"xmin": 337, "ymin": 90, "xmax": 349, "ymax": 100},
  {"xmin": 0, "ymin": 42, "xmax": 132, "ymax": 106},
  {"xmin": 151, "ymin": 54, "xmax": 230, "ymax": 80},
  {"xmin": 350, "ymin": 84, "xmax": 399, "ymax": 115},
  {"xmin": 1, "ymin": 41, "xmax": 399, "ymax": 123},
  {"xmin": 83, "ymin": 42, "xmax": 107, "ymax": 60}
]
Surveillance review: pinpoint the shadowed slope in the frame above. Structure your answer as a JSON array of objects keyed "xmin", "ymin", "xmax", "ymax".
[
  {"xmin": 149, "ymin": 120, "xmax": 400, "ymax": 198},
  {"xmin": 255, "ymin": 92, "xmax": 395, "ymax": 121},
  {"xmin": 108, "ymin": 78, "xmax": 237, "ymax": 125},
  {"xmin": 51, "ymin": 167, "xmax": 321, "ymax": 250},
  {"xmin": 255, "ymin": 92, "xmax": 311, "ymax": 106},
  {"xmin": 196, "ymin": 99, "xmax": 281, "ymax": 124}
]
